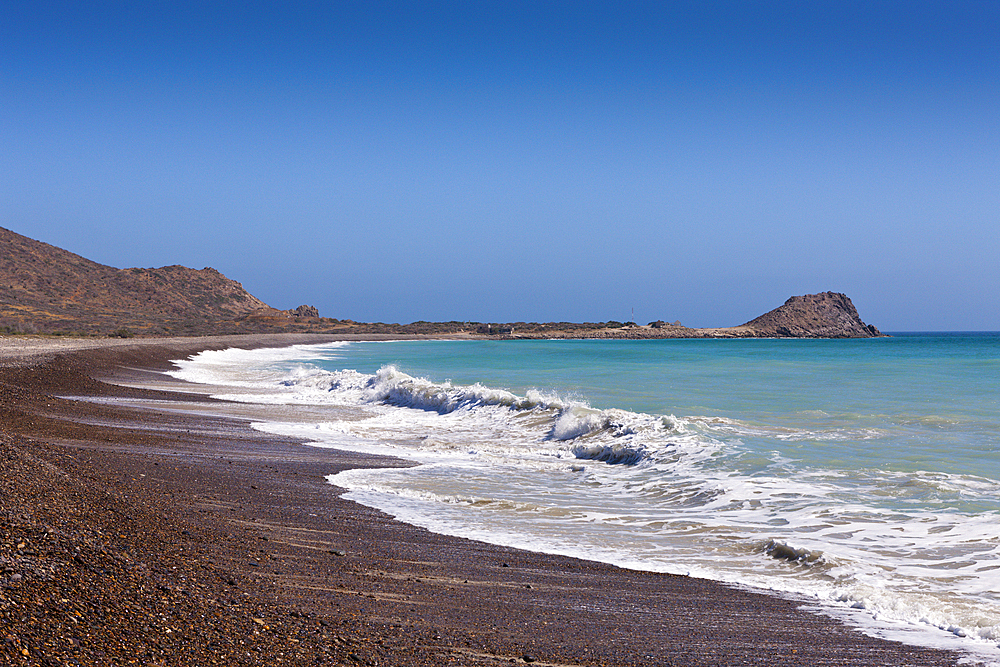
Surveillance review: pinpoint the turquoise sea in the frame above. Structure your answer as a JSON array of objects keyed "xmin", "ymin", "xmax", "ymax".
[{"xmin": 169, "ymin": 333, "xmax": 1000, "ymax": 663}]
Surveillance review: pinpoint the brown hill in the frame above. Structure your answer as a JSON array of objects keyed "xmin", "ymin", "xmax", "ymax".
[
  {"xmin": 0, "ymin": 227, "xmax": 271, "ymax": 335},
  {"xmin": 737, "ymin": 292, "xmax": 883, "ymax": 338}
]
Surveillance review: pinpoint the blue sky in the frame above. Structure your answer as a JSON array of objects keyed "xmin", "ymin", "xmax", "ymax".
[{"xmin": 3, "ymin": 2, "xmax": 998, "ymax": 329}]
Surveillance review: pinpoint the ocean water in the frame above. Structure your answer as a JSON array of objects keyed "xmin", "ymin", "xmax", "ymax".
[{"xmin": 167, "ymin": 334, "xmax": 1000, "ymax": 663}]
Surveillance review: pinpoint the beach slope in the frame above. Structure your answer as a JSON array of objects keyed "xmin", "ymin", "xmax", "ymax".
[{"xmin": 0, "ymin": 335, "xmax": 956, "ymax": 666}]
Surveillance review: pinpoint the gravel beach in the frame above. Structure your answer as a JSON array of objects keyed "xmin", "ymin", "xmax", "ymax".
[{"xmin": 0, "ymin": 335, "xmax": 963, "ymax": 666}]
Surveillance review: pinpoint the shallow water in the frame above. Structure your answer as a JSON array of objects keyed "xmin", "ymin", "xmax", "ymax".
[{"xmin": 168, "ymin": 334, "xmax": 1000, "ymax": 664}]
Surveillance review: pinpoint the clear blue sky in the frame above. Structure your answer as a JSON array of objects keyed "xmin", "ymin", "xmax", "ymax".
[{"xmin": 3, "ymin": 2, "xmax": 998, "ymax": 329}]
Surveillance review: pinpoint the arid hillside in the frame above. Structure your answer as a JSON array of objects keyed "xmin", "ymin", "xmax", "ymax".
[{"xmin": 0, "ymin": 227, "xmax": 280, "ymax": 335}]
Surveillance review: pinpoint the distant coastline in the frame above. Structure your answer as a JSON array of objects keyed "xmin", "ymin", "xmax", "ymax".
[{"xmin": 2, "ymin": 228, "xmax": 882, "ymax": 339}]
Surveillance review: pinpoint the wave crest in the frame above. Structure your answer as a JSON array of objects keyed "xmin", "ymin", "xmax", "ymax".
[
  {"xmin": 278, "ymin": 364, "xmax": 695, "ymax": 467},
  {"xmin": 359, "ymin": 365, "xmax": 555, "ymax": 413}
]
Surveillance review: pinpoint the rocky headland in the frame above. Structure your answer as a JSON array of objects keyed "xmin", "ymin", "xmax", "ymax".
[
  {"xmin": 1, "ymin": 227, "xmax": 884, "ymax": 338},
  {"xmin": 477, "ymin": 291, "xmax": 884, "ymax": 340},
  {"xmin": 727, "ymin": 291, "xmax": 883, "ymax": 338}
]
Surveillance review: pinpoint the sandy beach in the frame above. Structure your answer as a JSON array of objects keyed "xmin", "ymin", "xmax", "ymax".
[{"xmin": 0, "ymin": 334, "xmax": 962, "ymax": 666}]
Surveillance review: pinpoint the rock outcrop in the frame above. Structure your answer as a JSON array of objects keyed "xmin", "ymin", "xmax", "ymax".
[
  {"xmin": 287, "ymin": 305, "xmax": 320, "ymax": 318},
  {"xmin": 737, "ymin": 292, "xmax": 883, "ymax": 338}
]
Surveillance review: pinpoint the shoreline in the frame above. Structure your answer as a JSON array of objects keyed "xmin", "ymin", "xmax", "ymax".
[{"xmin": 0, "ymin": 335, "xmax": 962, "ymax": 665}]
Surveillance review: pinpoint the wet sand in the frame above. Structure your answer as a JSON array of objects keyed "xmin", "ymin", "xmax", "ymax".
[{"xmin": 0, "ymin": 335, "xmax": 962, "ymax": 666}]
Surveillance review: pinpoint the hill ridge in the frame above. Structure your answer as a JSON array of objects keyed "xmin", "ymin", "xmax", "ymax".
[{"xmin": 0, "ymin": 227, "xmax": 270, "ymax": 334}]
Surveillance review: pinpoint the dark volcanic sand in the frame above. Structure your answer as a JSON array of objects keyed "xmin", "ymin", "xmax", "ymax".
[{"xmin": 0, "ymin": 335, "xmax": 962, "ymax": 666}]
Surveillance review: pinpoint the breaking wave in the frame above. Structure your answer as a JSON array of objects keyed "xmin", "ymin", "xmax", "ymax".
[
  {"xmin": 166, "ymin": 341, "xmax": 1000, "ymax": 666},
  {"xmin": 762, "ymin": 539, "xmax": 826, "ymax": 565},
  {"xmin": 359, "ymin": 365, "xmax": 558, "ymax": 414},
  {"xmin": 282, "ymin": 364, "xmax": 698, "ymax": 466}
]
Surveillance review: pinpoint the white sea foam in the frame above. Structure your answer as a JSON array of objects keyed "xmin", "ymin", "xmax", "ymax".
[{"xmin": 166, "ymin": 342, "xmax": 1000, "ymax": 665}]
